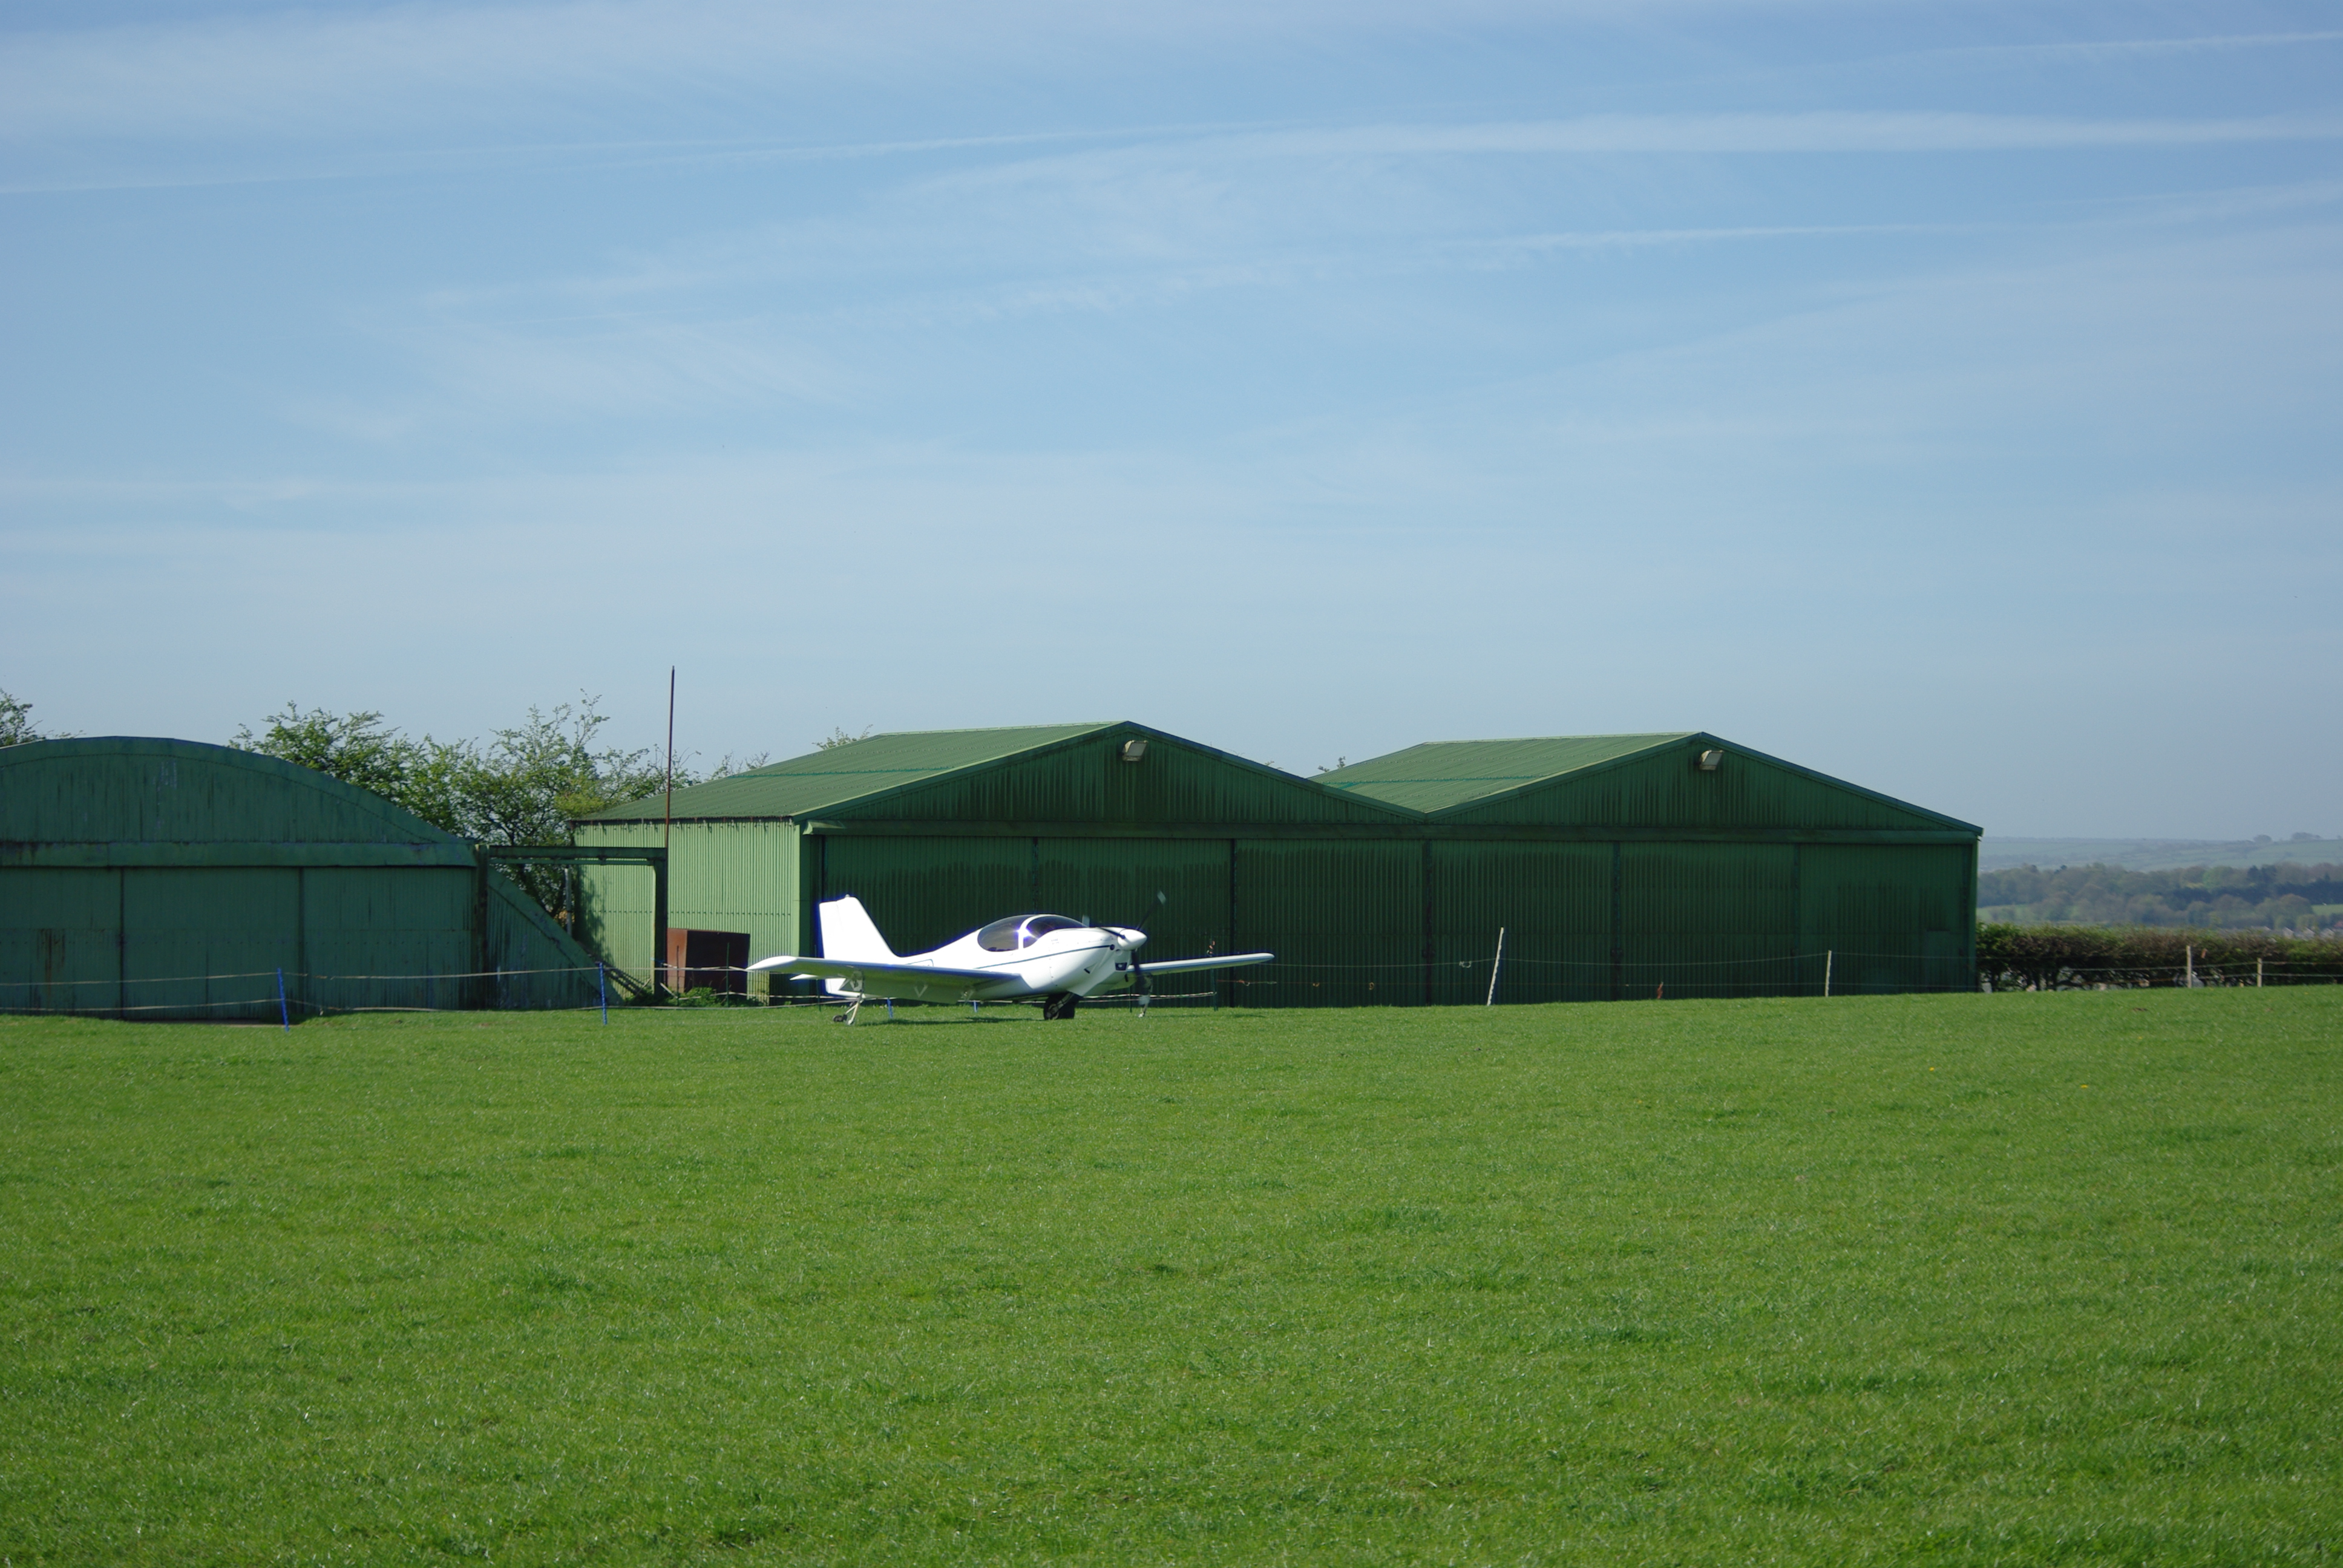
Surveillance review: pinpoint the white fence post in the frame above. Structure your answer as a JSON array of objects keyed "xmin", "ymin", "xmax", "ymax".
[{"xmin": 1485, "ymin": 927, "xmax": 1506, "ymax": 1007}]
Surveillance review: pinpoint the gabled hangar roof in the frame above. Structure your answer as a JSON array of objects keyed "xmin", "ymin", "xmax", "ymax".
[
  {"xmin": 578, "ymin": 724, "xmax": 1976, "ymax": 837},
  {"xmin": 577, "ymin": 722, "xmax": 1418, "ymax": 827},
  {"xmin": 580, "ymin": 724, "xmax": 1110, "ymax": 823},
  {"xmin": 1317, "ymin": 734, "xmax": 1692, "ymax": 814},
  {"xmin": 1321, "ymin": 732, "xmax": 1979, "ymax": 834}
]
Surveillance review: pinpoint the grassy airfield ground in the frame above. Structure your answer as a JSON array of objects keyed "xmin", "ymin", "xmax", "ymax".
[{"xmin": 1, "ymin": 991, "xmax": 2337, "ymax": 1566}]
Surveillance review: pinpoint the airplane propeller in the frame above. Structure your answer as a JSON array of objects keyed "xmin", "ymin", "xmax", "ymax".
[{"xmin": 1125, "ymin": 889, "xmax": 1168, "ymax": 1004}]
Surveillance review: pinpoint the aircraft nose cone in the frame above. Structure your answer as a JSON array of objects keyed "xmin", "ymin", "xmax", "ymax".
[{"xmin": 1109, "ymin": 926, "xmax": 1147, "ymax": 950}]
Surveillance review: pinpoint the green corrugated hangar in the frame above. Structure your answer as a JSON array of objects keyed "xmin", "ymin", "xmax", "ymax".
[
  {"xmin": 575, "ymin": 723, "xmax": 1979, "ymax": 1003},
  {"xmin": 1, "ymin": 738, "xmax": 603, "ymax": 1020}
]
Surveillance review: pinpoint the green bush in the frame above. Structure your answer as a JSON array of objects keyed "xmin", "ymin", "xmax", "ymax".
[{"xmin": 1978, "ymin": 921, "xmax": 2343, "ymax": 989}]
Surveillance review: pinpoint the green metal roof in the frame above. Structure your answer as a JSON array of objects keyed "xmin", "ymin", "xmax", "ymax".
[
  {"xmin": 1317, "ymin": 734, "xmax": 1693, "ymax": 814},
  {"xmin": 578, "ymin": 724, "xmax": 1116, "ymax": 823}
]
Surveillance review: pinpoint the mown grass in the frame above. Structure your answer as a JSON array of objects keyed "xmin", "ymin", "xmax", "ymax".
[{"xmin": 1, "ymin": 990, "xmax": 2338, "ymax": 1564}]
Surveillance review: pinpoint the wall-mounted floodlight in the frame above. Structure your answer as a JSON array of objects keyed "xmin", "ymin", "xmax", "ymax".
[
  {"xmin": 1697, "ymin": 748, "xmax": 1724, "ymax": 772},
  {"xmin": 1120, "ymin": 738, "xmax": 1149, "ymax": 763}
]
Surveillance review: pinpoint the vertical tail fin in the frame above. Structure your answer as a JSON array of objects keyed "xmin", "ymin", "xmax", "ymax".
[{"xmin": 817, "ymin": 895, "xmax": 897, "ymax": 961}]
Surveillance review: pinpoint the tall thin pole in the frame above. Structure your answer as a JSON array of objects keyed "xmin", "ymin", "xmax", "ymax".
[
  {"xmin": 1485, "ymin": 927, "xmax": 1505, "ymax": 1007},
  {"xmin": 662, "ymin": 667, "xmax": 675, "ymax": 997}
]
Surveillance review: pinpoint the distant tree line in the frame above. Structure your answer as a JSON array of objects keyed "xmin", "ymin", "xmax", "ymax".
[
  {"xmin": 1978, "ymin": 924, "xmax": 2343, "ymax": 990},
  {"xmin": 1978, "ymin": 861, "xmax": 2343, "ymax": 932}
]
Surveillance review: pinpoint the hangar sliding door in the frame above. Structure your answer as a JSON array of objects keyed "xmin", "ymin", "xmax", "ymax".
[
  {"xmin": 1799, "ymin": 843, "xmax": 1971, "ymax": 995},
  {"xmin": 302, "ymin": 866, "xmax": 474, "ymax": 1013},
  {"xmin": 1428, "ymin": 841, "xmax": 1612, "ymax": 1005},
  {"xmin": 1035, "ymin": 838, "xmax": 1229, "ymax": 1001},
  {"xmin": 122, "ymin": 867, "xmax": 301, "ymax": 1021},
  {"xmin": 1234, "ymin": 840, "xmax": 1419, "ymax": 1007},
  {"xmin": 1618, "ymin": 844, "xmax": 1797, "ymax": 999},
  {"xmin": 0, "ymin": 869, "xmax": 121, "ymax": 1016},
  {"xmin": 813, "ymin": 835, "xmax": 1032, "ymax": 957}
]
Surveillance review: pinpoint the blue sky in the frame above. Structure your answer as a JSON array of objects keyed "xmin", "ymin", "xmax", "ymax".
[{"xmin": 2, "ymin": 1, "xmax": 2338, "ymax": 837}]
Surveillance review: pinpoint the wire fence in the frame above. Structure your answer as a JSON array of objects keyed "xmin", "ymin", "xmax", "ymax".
[{"xmin": 6, "ymin": 943, "xmax": 2335, "ymax": 1021}]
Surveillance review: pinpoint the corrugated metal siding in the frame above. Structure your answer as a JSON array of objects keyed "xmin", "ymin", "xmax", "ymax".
[
  {"xmin": 1618, "ymin": 844, "xmax": 1799, "ymax": 999},
  {"xmin": 1428, "ymin": 841, "xmax": 1613, "ymax": 1005},
  {"xmin": 302, "ymin": 867, "xmax": 473, "ymax": 1013},
  {"xmin": 1, "ymin": 868, "xmax": 123, "ymax": 1014},
  {"xmin": 1233, "ymin": 841, "xmax": 1420, "ymax": 1008},
  {"xmin": 1800, "ymin": 843, "xmax": 1974, "ymax": 994},
  {"xmin": 482, "ymin": 872, "xmax": 601, "ymax": 1010},
  {"xmin": 1035, "ymin": 838, "xmax": 1230, "ymax": 975},
  {"xmin": 120, "ymin": 869, "xmax": 300, "ymax": 1020},
  {"xmin": 575, "ymin": 821, "xmax": 800, "ymax": 986},
  {"xmin": 813, "ymin": 835, "xmax": 1032, "ymax": 956},
  {"xmin": 572, "ymin": 823, "xmax": 663, "ymax": 978}
]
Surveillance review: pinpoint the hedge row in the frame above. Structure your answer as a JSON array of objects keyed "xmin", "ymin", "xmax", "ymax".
[{"xmin": 1976, "ymin": 923, "xmax": 2343, "ymax": 990}]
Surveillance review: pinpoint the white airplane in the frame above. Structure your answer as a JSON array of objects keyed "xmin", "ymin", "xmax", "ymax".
[{"xmin": 748, "ymin": 895, "xmax": 1273, "ymax": 1021}]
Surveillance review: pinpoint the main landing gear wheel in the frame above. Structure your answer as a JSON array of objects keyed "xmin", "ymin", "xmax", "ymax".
[{"xmin": 1041, "ymin": 991, "xmax": 1081, "ymax": 1021}]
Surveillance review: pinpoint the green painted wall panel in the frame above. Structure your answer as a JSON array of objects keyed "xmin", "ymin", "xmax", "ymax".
[{"xmin": 573, "ymin": 821, "xmax": 799, "ymax": 987}]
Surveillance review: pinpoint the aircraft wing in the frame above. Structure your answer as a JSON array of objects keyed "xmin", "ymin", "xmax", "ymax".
[
  {"xmin": 746, "ymin": 954, "xmax": 1004, "ymax": 999},
  {"xmin": 1133, "ymin": 951, "xmax": 1274, "ymax": 976}
]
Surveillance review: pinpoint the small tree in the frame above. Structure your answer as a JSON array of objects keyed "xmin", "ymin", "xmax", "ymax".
[
  {"xmin": 0, "ymin": 689, "xmax": 67, "ymax": 746},
  {"xmin": 232, "ymin": 706, "xmax": 421, "ymax": 802},
  {"xmin": 233, "ymin": 696, "xmax": 675, "ymax": 928}
]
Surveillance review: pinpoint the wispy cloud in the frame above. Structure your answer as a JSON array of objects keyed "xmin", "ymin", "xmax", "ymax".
[
  {"xmin": 0, "ymin": 0, "xmax": 1729, "ymax": 145},
  {"xmin": 1906, "ymin": 28, "xmax": 2343, "ymax": 65},
  {"xmin": 1216, "ymin": 113, "xmax": 2343, "ymax": 158}
]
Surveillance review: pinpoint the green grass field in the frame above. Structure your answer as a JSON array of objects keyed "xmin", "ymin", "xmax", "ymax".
[{"xmin": 3, "ymin": 991, "xmax": 2338, "ymax": 1565}]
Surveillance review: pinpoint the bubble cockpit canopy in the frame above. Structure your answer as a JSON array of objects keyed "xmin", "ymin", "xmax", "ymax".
[{"xmin": 974, "ymin": 913, "xmax": 1088, "ymax": 952}]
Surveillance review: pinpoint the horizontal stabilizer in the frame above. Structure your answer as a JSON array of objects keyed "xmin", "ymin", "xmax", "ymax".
[{"xmin": 1134, "ymin": 951, "xmax": 1275, "ymax": 977}]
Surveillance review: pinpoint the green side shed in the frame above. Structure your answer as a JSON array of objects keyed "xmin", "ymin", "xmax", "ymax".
[{"xmin": 1, "ymin": 737, "xmax": 603, "ymax": 1019}]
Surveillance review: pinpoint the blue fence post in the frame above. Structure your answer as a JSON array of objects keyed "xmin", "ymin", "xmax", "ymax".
[
  {"xmin": 599, "ymin": 962, "xmax": 608, "ymax": 1025},
  {"xmin": 276, "ymin": 968, "xmax": 289, "ymax": 1032}
]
